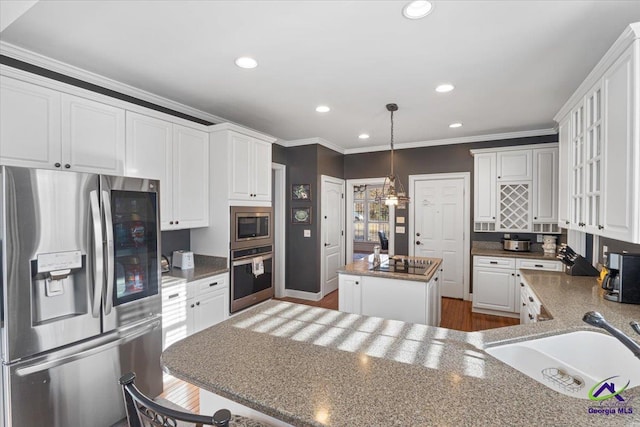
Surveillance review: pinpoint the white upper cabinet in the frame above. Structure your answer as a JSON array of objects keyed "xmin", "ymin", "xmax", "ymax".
[
  {"xmin": 229, "ymin": 131, "xmax": 272, "ymax": 203},
  {"xmin": 1, "ymin": 77, "xmax": 125, "ymax": 174},
  {"xmin": 0, "ymin": 77, "xmax": 62, "ymax": 169},
  {"xmin": 555, "ymin": 24, "xmax": 639, "ymax": 243},
  {"xmin": 602, "ymin": 44, "xmax": 638, "ymax": 243},
  {"xmin": 172, "ymin": 125, "xmax": 209, "ymax": 229},
  {"xmin": 125, "ymin": 112, "xmax": 209, "ymax": 230},
  {"xmin": 471, "ymin": 144, "xmax": 559, "ymax": 233},
  {"xmin": 532, "ymin": 147, "xmax": 558, "ymax": 225},
  {"xmin": 497, "ymin": 150, "xmax": 532, "ymax": 181},
  {"xmin": 557, "ymin": 117, "xmax": 570, "ymax": 227},
  {"xmin": 473, "ymin": 153, "xmax": 497, "ymax": 228},
  {"xmin": 62, "ymin": 94, "xmax": 125, "ymax": 174}
]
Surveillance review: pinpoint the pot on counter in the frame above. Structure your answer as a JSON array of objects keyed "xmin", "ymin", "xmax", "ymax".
[{"xmin": 502, "ymin": 236, "xmax": 531, "ymax": 252}]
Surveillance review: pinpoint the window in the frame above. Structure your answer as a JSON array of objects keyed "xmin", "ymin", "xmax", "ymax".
[{"xmin": 354, "ymin": 186, "xmax": 389, "ymax": 242}]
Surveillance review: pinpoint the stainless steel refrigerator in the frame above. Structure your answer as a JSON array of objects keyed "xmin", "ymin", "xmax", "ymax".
[{"xmin": 0, "ymin": 166, "xmax": 163, "ymax": 427}]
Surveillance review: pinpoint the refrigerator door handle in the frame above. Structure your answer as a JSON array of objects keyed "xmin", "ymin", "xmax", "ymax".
[
  {"xmin": 102, "ymin": 190, "xmax": 115, "ymax": 315},
  {"xmin": 14, "ymin": 318, "xmax": 161, "ymax": 376},
  {"xmin": 90, "ymin": 190, "xmax": 104, "ymax": 318}
]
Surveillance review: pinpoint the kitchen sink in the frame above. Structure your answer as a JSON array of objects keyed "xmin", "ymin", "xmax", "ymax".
[{"xmin": 485, "ymin": 330, "xmax": 640, "ymax": 399}]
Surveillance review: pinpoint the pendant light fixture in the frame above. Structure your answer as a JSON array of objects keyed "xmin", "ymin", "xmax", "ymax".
[{"xmin": 377, "ymin": 103, "xmax": 410, "ymax": 207}]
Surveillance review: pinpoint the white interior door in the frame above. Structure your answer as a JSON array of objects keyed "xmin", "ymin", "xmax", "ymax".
[
  {"xmin": 412, "ymin": 176, "xmax": 467, "ymax": 299},
  {"xmin": 321, "ymin": 176, "xmax": 345, "ymax": 297}
]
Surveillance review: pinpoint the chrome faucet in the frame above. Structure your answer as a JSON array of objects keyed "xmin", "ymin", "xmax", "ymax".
[{"xmin": 582, "ymin": 311, "xmax": 640, "ymax": 359}]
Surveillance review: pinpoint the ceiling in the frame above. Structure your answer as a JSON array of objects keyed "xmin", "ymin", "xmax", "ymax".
[{"xmin": 1, "ymin": 1, "xmax": 640, "ymax": 152}]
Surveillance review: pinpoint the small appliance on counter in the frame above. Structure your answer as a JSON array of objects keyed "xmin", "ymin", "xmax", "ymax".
[
  {"xmin": 502, "ymin": 235, "xmax": 531, "ymax": 252},
  {"xmin": 161, "ymin": 255, "xmax": 171, "ymax": 273},
  {"xmin": 556, "ymin": 244, "xmax": 599, "ymax": 276},
  {"xmin": 172, "ymin": 250, "xmax": 194, "ymax": 269},
  {"xmin": 602, "ymin": 252, "xmax": 640, "ymax": 304}
]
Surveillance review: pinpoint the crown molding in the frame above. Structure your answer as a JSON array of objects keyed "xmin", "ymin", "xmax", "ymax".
[
  {"xmin": 0, "ymin": 41, "xmax": 229, "ymax": 125},
  {"xmin": 208, "ymin": 123, "xmax": 277, "ymax": 143},
  {"xmin": 554, "ymin": 22, "xmax": 640, "ymax": 122},
  {"xmin": 470, "ymin": 142, "xmax": 558, "ymax": 155},
  {"xmin": 279, "ymin": 137, "xmax": 346, "ymax": 154},
  {"xmin": 343, "ymin": 128, "xmax": 557, "ymax": 155}
]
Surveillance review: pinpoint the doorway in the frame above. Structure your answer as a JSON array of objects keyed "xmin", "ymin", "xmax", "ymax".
[
  {"xmin": 409, "ymin": 173, "xmax": 470, "ymax": 300},
  {"xmin": 320, "ymin": 175, "xmax": 345, "ymax": 298}
]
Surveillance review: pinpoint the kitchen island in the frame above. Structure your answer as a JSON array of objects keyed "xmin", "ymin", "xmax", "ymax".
[
  {"xmin": 162, "ymin": 269, "xmax": 640, "ymax": 427},
  {"xmin": 337, "ymin": 256, "xmax": 443, "ymax": 326}
]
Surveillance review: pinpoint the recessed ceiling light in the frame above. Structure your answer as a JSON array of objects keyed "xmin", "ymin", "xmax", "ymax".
[
  {"xmin": 235, "ymin": 57, "xmax": 258, "ymax": 69},
  {"xmin": 315, "ymin": 105, "xmax": 331, "ymax": 113},
  {"xmin": 358, "ymin": 134, "xmax": 370, "ymax": 140},
  {"xmin": 403, "ymin": 1, "xmax": 434, "ymax": 19},
  {"xmin": 436, "ymin": 84, "xmax": 455, "ymax": 93},
  {"xmin": 449, "ymin": 122, "xmax": 463, "ymax": 128}
]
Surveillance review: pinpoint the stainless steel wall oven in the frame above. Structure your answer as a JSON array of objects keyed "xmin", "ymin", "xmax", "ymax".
[{"xmin": 230, "ymin": 245, "xmax": 274, "ymax": 313}]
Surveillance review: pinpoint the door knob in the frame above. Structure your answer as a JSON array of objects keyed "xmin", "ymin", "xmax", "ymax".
[
  {"xmin": 416, "ymin": 232, "xmax": 421, "ymax": 237},
  {"xmin": 416, "ymin": 241, "xmax": 421, "ymax": 245}
]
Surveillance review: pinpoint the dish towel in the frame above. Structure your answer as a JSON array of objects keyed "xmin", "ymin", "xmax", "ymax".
[{"xmin": 252, "ymin": 256, "xmax": 264, "ymax": 278}]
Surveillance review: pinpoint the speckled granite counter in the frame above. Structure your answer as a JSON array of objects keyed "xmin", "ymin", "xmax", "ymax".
[
  {"xmin": 162, "ymin": 270, "xmax": 640, "ymax": 426},
  {"xmin": 337, "ymin": 256, "xmax": 442, "ymax": 282},
  {"xmin": 163, "ymin": 254, "xmax": 228, "ymax": 282}
]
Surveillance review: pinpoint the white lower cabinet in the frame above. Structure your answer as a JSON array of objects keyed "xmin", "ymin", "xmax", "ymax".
[
  {"xmin": 519, "ymin": 278, "xmax": 543, "ymax": 324},
  {"xmin": 472, "ymin": 256, "xmax": 561, "ymax": 318},
  {"xmin": 161, "ymin": 278, "xmax": 188, "ymax": 350},
  {"xmin": 338, "ymin": 273, "xmax": 440, "ymax": 326},
  {"xmin": 186, "ymin": 274, "xmax": 229, "ymax": 335},
  {"xmin": 338, "ymin": 275, "xmax": 362, "ymax": 314}
]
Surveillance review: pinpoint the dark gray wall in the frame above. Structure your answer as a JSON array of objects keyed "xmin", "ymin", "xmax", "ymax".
[
  {"xmin": 345, "ymin": 134, "xmax": 559, "ymax": 254},
  {"xmin": 272, "ymin": 143, "xmax": 288, "ymax": 165},
  {"xmin": 285, "ymin": 145, "xmax": 320, "ymax": 293},
  {"xmin": 597, "ymin": 237, "xmax": 640, "ymax": 265},
  {"xmin": 161, "ymin": 230, "xmax": 191, "ymax": 259}
]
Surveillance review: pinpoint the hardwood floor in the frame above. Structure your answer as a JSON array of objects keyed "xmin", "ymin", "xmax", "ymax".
[{"xmin": 160, "ymin": 292, "xmax": 517, "ymax": 414}]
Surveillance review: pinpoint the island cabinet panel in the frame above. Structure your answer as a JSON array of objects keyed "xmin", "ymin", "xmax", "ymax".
[
  {"xmin": 338, "ymin": 272, "xmax": 441, "ymax": 326},
  {"xmin": 338, "ymin": 274, "xmax": 362, "ymax": 314},
  {"xmin": 361, "ymin": 277, "xmax": 428, "ymax": 324}
]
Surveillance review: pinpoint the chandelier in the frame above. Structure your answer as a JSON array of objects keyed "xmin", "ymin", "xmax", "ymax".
[{"xmin": 377, "ymin": 103, "xmax": 410, "ymax": 206}]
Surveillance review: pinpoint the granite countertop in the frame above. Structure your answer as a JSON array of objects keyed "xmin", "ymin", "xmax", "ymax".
[
  {"xmin": 337, "ymin": 256, "xmax": 443, "ymax": 283},
  {"xmin": 163, "ymin": 254, "xmax": 228, "ymax": 282},
  {"xmin": 162, "ymin": 270, "xmax": 640, "ymax": 426}
]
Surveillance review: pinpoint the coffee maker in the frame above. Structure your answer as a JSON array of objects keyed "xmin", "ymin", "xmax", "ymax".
[{"xmin": 602, "ymin": 252, "xmax": 640, "ymax": 304}]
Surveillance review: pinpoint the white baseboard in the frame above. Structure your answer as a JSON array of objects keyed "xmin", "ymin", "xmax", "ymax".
[{"xmin": 284, "ymin": 289, "xmax": 322, "ymax": 301}]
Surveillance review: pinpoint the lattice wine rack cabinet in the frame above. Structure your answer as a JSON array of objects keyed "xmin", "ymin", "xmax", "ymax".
[{"xmin": 498, "ymin": 183, "xmax": 531, "ymax": 231}]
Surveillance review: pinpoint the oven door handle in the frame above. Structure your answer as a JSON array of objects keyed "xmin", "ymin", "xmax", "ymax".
[{"xmin": 232, "ymin": 253, "xmax": 273, "ymax": 266}]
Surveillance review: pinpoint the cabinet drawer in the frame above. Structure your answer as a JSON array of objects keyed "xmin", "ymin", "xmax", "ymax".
[
  {"xmin": 516, "ymin": 259, "xmax": 562, "ymax": 271},
  {"xmin": 197, "ymin": 274, "xmax": 227, "ymax": 295},
  {"xmin": 474, "ymin": 256, "xmax": 515, "ymax": 269}
]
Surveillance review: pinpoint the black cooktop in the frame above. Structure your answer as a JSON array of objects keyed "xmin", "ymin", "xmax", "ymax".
[{"xmin": 370, "ymin": 258, "xmax": 432, "ymax": 275}]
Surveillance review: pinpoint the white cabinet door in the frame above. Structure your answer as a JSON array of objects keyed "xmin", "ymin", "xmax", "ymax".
[
  {"xmin": 427, "ymin": 272, "xmax": 441, "ymax": 327},
  {"xmin": 584, "ymin": 83, "xmax": 604, "ymax": 234},
  {"xmin": 229, "ymin": 132, "xmax": 253, "ymax": 201},
  {"xmin": 497, "ymin": 150, "xmax": 532, "ymax": 181},
  {"xmin": 602, "ymin": 45, "xmax": 638, "ymax": 243},
  {"xmin": 0, "ymin": 77, "xmax": 62, "ymax": 169},
  {"xmin": 473, "ymin": 153, "xmax": 496, "ymax": 223},
  {"xmin": 569, "ymin": 103, "xmax": 586, "ymax": 229},
  {"xmin": 252, "ymin": 139, "xmax": 273, "ymax": 201},
  {"xmin": 338, "ymin": 275, "xmax": 361, "ymax": 314},
  {"xmin": 125, "ymin": 112, "xmax": 173, "ymax": 229},
  {"xmin": 62, "ymin": 94, "xmax": 125, "ymax": 174},
  {"xmin": 532, "ymin": 147, "xmax": 558, "ymax": 224},
  {"xmin": 472, "ymin": 267, "xmax": 515, "ymax": 312},
  {"xmin": 193, "ymin": 288, "xmax": 227, "ymax": 333},
  {"xmin": 172, "ymin": 125, "xmax": 209, "ymax": 229},
  {"xmin": 228, "ymin": 132, "xmax": 272, "ymax": 203},
  {"xmin": 557, "ymin": 117, "xmax": 570, "ymax": 227}
]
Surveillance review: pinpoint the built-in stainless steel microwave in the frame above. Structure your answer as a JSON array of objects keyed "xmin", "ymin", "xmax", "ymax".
[{"xmin": 230, "ymin": 206, "xmax": 273, "ymax": 249}]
